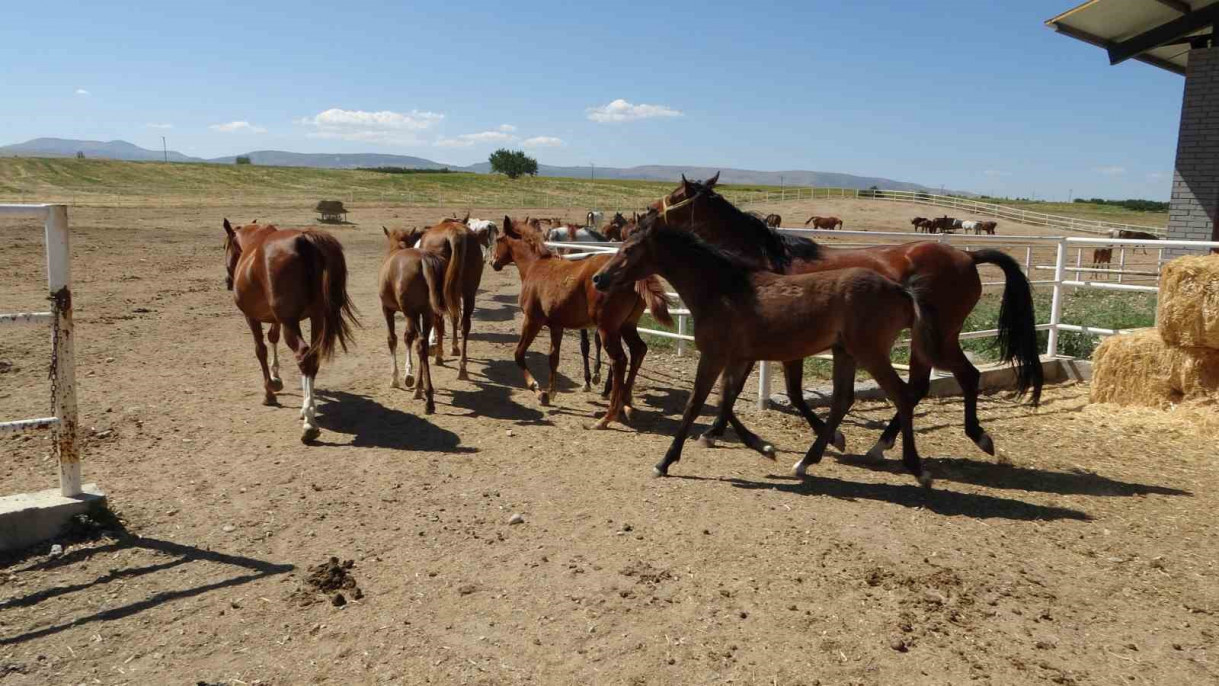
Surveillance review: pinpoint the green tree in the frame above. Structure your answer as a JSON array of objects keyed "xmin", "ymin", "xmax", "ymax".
[
  {"xmin": 235, "ymin": 155, "xmax": 252, "ymax": 165},
  {"xmin": 488, "ymin": 149, "xmax": 538, "ymax": 179},
  {"xmin": 75, "ymin": 151, "xmax": 86, "ymax": 160}
]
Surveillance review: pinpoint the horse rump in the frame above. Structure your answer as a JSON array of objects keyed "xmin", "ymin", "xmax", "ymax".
[{"xmin": 298, "ymin": 231, "xmax": 359, "ymax": 362}]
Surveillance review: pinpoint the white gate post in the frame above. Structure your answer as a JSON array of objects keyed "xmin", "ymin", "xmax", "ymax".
[
  {"xmin": 1047, "ymin": 239, "xmax": 1067, "ymax": 358},
  {"xmin": 1117, "ymin": 248, "xmax": 1126, "ymax": 284},
  {"xmin": 676, "ymin": 314, "xmax": 686, "ymax": 356},
  {"xmin": 756, "ymin": 361, "xmax": 772, "ymax": 411},
  {"xmin": 1024, "ymin": 246, "xmax": 1032, "ymax": 277},
  {"xmin": 45, "ymin": 205, "xmax": 81, "ymax": 496}
]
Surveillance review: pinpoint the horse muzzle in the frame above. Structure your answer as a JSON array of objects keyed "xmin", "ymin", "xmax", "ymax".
[{"xmin": 591, "ymin": 271, "xmax": 614, "ymax": 292}]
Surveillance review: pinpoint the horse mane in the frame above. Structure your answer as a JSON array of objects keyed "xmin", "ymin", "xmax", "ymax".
[
  {"xmin": 684, "ymin": 180, "xmax": 820, "ymax": 269},
  {"xmin": 645, "ymin": 223, "xmax": 756, "ymax": 296}
]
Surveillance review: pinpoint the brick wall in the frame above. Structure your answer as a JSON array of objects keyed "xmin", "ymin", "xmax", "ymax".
[{"xmin": 1167, "ymin": 47, "xmax": 1219, "ymax": 255}]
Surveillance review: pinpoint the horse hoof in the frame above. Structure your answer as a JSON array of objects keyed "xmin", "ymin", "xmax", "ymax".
[
  {"xmin": 457, "ymin": 370, "xmax": 470, "ymax": 381},
  {"xmin": 583, "ymin": 383, "xmax": 592, "ymax": 392},
  {"xmin": 262, "ymin": 395, "xmax": 277, "ymax": 407},
  {"xmin": 697, "ymin": 434, "xmax": 717, "ymax": 449},
  {"xmin": 390, "ymin": 379, "xmax": 401, "ymax": 389},
  {"xmin": 652, "ymin": 466, "xmax": 667, "ymax": 478},
  {"xmin": 975, "ymin": 432, "xmax": 995, "ymax": 456},
  {"xmin": 622, "ymin": 406, "xmax": 634, "ymax": 422},
  {"xmin": 589, "ymin": 419, "xmax": 609, "ymax": 430},
  {"xmin": 864, "ymin": 443, "xmax": 887, "ymax": 463},
  {"xmin": 592, "ymin": 373, "xmax": 601, "ymax": 384},
  {"xmin": 413, "ymin": 390, "xmax": 424, "ymax": 400},
  {"xmin": 538, "ymin": 392, "xmax": 550, "ymax": 406},
  {"xmin": 833, "ymin": 430, "xmax": 846, "ymax": 453},
  {"xmin": 434, "ymin": 358, "xmax": 445, "ymax": 366},
  {"xmin": 425, "ymin": 404, "xmax": 435, "ymax": 415},
  {"xmin": 792, "ymin": 461, "xmax": 808, "ymax": 478},
  {"xmin": 917, "ymin": 472, "xmax": 934, "ymax": 489},
  {"xmin": 301, "ymin": 426, "xmax": 321, "ymax": 444},
  {"xmin": 761, "ymin": 444, "xmax": 776, "ymax": 460},
  {"xmin": 270, "ymin": 378, "xmax": 284, "ymax": 392},
  {"xmin": 404, "ymin": 375, "xmax": 416, "ymax": 388}
]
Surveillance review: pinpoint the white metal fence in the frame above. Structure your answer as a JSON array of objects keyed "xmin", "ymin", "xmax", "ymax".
[
  {"xmin": 547, "ymin": 230, "xmax": 1219, "ymax": 410},
  {"xmin": 0, "ymin": 204, "xmax": 83, "ymax": 496}
]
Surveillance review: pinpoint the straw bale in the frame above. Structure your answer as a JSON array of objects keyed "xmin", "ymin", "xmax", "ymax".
[
  {"xmin": 1158, "ymin": 254, "xmax": 1219, "ymax": 349},
  {"xmin": 1090, "ymin": 328, "xmax": 1219, "ymax": 408}
]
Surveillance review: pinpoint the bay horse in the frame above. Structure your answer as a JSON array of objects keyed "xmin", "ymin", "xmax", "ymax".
[
  {"xmin": 976, "ymin": 220, "xmax": 998, "ymax": 235},
  {"xmin": 591, "ymin": 219, "xmax": 936, "ymax": 485},
  {"xmin": 650, "ymin": 175, "xmax": 1042, "ymax": 462},
  {"xmin": 380, "ymin": 228, "xmax": 447, "ymax": 413},
  {"xmin": 222, "ymin": 219, "xmax": 358, "ymax": 443},
  {"xmin": 764, "ymin": 213, "xmax": 782, "ymax": 228},
  {"xmin": 804, "ymin": 215, "xmax": 844, "ymax": 230},
  {"xmin": 403, "ymin": 219, "xmax": 484, "ymax": 379},
  {"xmin": 911, "ymin": 217, "xmax": 929, "ymax": 233},
  {"xmin": 491, "ymin": 217, "xmax": 673, "ymax": 427},
  {"xmin": 602, "ymin": 212, "xmax": 631, "ymax": 241}
]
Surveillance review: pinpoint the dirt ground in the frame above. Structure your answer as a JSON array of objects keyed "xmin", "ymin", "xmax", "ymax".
[{"xmin": 1, "ymin": 201, "xmax": 1215, "ymax": 685}]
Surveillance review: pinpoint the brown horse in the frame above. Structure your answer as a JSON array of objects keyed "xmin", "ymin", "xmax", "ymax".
[
  {"xmin": 592, "ymin": 219, "xmax": 936, "ymax": 485},
  {"xmin": 223, "ymin": 219, "xmax": 358, "ymax": 443},
  {"xmin": 764, "ymin": 213, "xmax": 782, "ymax": 228},
  {"xmin": 804, "ymin": 215, "xmax": 844, "ymax": 230},
  {"xmin": 602, "ymin": 212, "xmax": 631, "ymax": 241},
  {"xmin": 652, "ymin": 176, "xmax": 1042, "ymax": 461},
  {"xmin": 402, "ymin": 219, "xmax": 484, "ymax": 379},
  {"xmin": 976, "ymin": 220, "xmax": 998, "ymax": 235},
  {"xmin": 379, "ymin": 228, "xmax": 448, "ymax": 414},
  {"xmin": 491, "ymin": 217, "xmax": 673, "ymax": 427}
]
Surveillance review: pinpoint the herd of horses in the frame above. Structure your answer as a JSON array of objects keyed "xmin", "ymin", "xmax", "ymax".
[
  {"xmin": 911, "ymin": 216, "xmax": 998, "ymax": 235},
  {"xmin": 223, "ymin": 176, "xmax": 1044, "ymax": 485}
]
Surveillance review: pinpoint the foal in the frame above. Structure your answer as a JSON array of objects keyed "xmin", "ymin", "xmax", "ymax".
[
  {"xmin": 223, "ymin": 219, "xmax": 358, "ymax": 442},
  {"xmin": 405, "ymin": 219, "xmax": 484, "ymax": 379},
  {"xmin": 592, "ymin": 221, "xmax": 936, "ymax": 486},
  {"xmin": 379, "ymin": 228, "xmax": 447, "ymax": 413},
  {"xmin": 492, "ymin": 217, "xmax": 672, "ymax": 427}
]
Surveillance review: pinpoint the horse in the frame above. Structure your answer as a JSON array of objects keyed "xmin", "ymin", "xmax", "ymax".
[
  {"xmin": 911, "ymin": 217, "xmax": 929, "ymax": 232},
  {"xmin": 976, "ymin": 220, "xmax": 998, "ymax": 235},
  {"xmin": 222, "ymin": 219, "xmax": 358, "ymax": 443},
  {"xmin": 648, "ymin": 175, "xmax": 1043, "ymax": 463},
  {"xmin": 1110, "ymin": 228, "xmax": 1159, "ymax": 254},
  {"xmin": 804, "ymin": 216, "xmax": 844, "ymax": 230},
  {"xmin": 491, "ymin": 217, "xmax": 673, "ymax": 427},
  {"xmin": 1091, "ymin": 247, "xmax": 1113, "ymax": 279},
  {"xmin": 586, "ymin": 210, "xmax": 604, "ymax": 229},
  {"xmin": 467, "ymin": 218, "xmax": 499, "ymax": 262},
  {"xmin": 961, "ymin": 220, "xmax": 978, "ymax": 233},
  {"xmin": 601, "ymin": 212, "xmax": 631, "ymax": 241},
  {"xmin": 380, "ymin": 227, "xmax": 447, "ymax": 414},
  {"xmin": 400, "ymin": 219, "xmax": 484, "ymax": 379},
  {"xmin": 927, "ymin": 216, "xmax": 954, "ymax": 233},
  {"xmin": 764, "ymin": 213, "xmax": 782, "ymax": 228},
  {"xmin": 539, "ymin": 220, "xmax": 616, "ymax": 391},
  {"xmin": 591, "ymin": 219, "xmax": 936, "ymax": 485}
]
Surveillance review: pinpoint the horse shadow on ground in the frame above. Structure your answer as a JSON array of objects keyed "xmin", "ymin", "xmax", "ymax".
[
  {"xmin": 467, "ymin": 331, "xmax": 521, "ymax": 345},
  {"xmin": 480, "ymin": 356, "xmax": 584, "ymax": 394},
  {"xmin": 313, "ymin": 389, "xmax": 475, "ymax": 453},
  {"xmin": 669, "ymin": 473, "xmax": 1090, "ymax": 522},
  {"xmin": 472, "ymin": 302, "xmax": 519, "ymax": 323},
  {"xmin": 832, "ymin": 454, "xmax": 1190, "ymax": 499},
  {"xmin": 488, "ymin": 293, "xmax": 518, "ymax": 305},
  {"xmin": 0, "ymin": 527, "xmax": 292, "ymax": 646},
  {"xmin": 445, "ymin": 380, "xmax": 552, "ymax": 426}
]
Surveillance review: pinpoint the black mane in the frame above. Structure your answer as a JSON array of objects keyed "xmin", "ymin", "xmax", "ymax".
[
  {"xmin": 642, "ymin": 221, "xmax": 756, "ymax": 296},
  {"xmin": 684, "ymin": 179, "xmax": 821, "ymax": 270}
]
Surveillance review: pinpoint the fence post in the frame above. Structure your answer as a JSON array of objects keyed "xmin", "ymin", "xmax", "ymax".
[
  {"xmin": 1024, "ymin": 246, "xmax": 1032, "ymax": 277},
  {"xmin": 1074, "ymin": 248, "xmax": 1082, "ymax": 283},
  {"xmin": 676, "ymin": 314, "xmax": 686, "ymax": 356},
  {"xmin": 44, "ymin": 205, "xmax": 81, "ymax": 497},
  {"xmin": 1117, "ymin": 248, "xmax": 1126, "ymax": 284},
  {"xmin": 1047, "ymin": 239, "xmax": 1067, "ymax": 358},
  {"xmin": 756, "ymin": 361, "xmax": 771, "ymax": 411}
]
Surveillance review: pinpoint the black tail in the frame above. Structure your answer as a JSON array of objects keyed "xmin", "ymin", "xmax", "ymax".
[{"xmin": 970, "ymin": 249, "xmax": 1043, "ymax": 405}]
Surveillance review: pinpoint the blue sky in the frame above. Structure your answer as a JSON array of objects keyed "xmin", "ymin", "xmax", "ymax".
[{"xmin": 0, "ymin": 0, "xmax": 1185, "ymax": 199}]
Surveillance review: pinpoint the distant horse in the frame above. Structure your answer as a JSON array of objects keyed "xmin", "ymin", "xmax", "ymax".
[
  {"xmin": 1091, "ymin": 247, "xmax": 1113, "ymax": 279},
  {"xmin": 467, "ymin": 218, "xmax": 499, "ymax": 262},
  {"xmin": 647, "ymin": 175, "xmax": 1042, "ymax": 463},
  {"xmin": 401, "ymin": 219, "xmax": 484, "ymax": 379},
  {"xmin": 223, "ymin": 219, "xmax": 358, "ymax": 443},
  {"xmin": 804, "ymin": 216, "xmax": 844, "ymax": 230},
  {"xmin": 976, "ymin": 220, "xmax": 998, "ymax": 235},
  {"xmin": 961, "ymin": 220, "xmax": 978, "ymax": 233},
  {"xmin": 602, "ymin": 212, "xmax": 631, "ymax": 241},
  {"xmin": 1110, "ymin": 228, "xmax": 1160, "ymax": 255},
  {"xmin": 764, "ymin": 214, "xmax": 782, "ymax": 228},
  {"xmin": 592, "ymin": 218, "xmax": 936, "ymax": 485},
  {"xmin": 380, "ymin": 227, "xmax": 447, "ymax": 414},
  {"xmin": 927, "ymin": 216, "xmax": 954, "ymax": 233},
  {"xmin": 911, "ymin": 217, "xmax": 929, "ymax": 232},
  {"xmin": 586, "ymin": 210, "xmax": 604, "ymax": 229},
  {"xmin": 492, "ymin": 217, "xmax": 672, "ymax": 426}
]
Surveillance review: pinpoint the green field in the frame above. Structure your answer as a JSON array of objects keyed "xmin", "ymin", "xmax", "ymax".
[{"xmin": 980, "ymin": 198, "xmax": 1168, "ymax": 229}]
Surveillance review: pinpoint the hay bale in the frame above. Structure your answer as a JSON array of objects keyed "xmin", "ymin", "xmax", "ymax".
[
  {"xmin": 1091, "ymin": 328, "xmax": 1219, "ymax": 408},
  {"xmin": 1158, "ymin": 254, "xmax": 1219, "ymax": 349}
]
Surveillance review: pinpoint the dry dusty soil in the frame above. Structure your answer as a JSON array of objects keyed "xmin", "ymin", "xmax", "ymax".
[{"xmin": 0, "ymin": 202, "xmax": 1215, "ymax": 685}]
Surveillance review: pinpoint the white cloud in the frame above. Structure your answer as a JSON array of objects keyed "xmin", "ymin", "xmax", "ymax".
[
  {"xmin": 75, "ymin": 89, "xmax": 90, "ymax": 96},
  {"xmin": 210, "ymin": 121, "xmax": 267, "ymax": 134},
  {"xmin": 982, "ymin": 170, "xmax": 1009, "ymax": 178},
  {"xmin": 146, "ymin": 123, "xmax": 173, "ymax": 129},
  {"xmin": 497, "ymin": 124, "xmax": 516, "ymax": 133},
  {"xmin": 298, "ymin": 108, "xmax": 443, "ymax": 144},
  {"xmin": 1093, "ymin": 165, "xmax": 1126, "ymax": 177},
  {"xmin": 522, "ymin": 136, "xmax": 563, "ymax": 148},
  {"xmin": 1146, "ymin": 171, "xmax": 1166, "ymax": 182},
  {"xmin": 586, "ymin": 99, "xmax": 682, "ymax": 123},
  {"xmin": 435, "ymin": 129, "xmax": 518, "ymax": 148}
]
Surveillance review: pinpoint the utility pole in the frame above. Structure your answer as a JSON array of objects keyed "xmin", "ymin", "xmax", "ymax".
[
  {"xmin": 162, "ymin": 136, "xmax": 167, "ymax": 163},
  {"xmin": 1068, "ymin": 188, "xmax": 1073, "ymax": 203},
  {"xmin": 591, "ymin": 163, "xmax": 595, "ymax": 182}
]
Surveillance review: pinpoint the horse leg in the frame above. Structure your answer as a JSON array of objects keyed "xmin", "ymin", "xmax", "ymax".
[
  {"xmin": 579, "ymin": 329, "xmax": 593, "ymax": 392},
  {"xmin": 590, "ymin": 329, "xmax": 628, "ymax": 430},
  {"xmin": 783, "ymin": 359, "xmax": 846, "ymax": 452},
  {"xmin": 867, "ymin": 355, "xmax": 932, "ymax": 462},
  {"xmin": 656, "ymin": 353, "xmax": 726, "ymax": 477},
  {"xmin": 793, "ymin": 349, "xmax": 856, "ymax": 477},
  {"xmin": 405, "ymin": 316, "xmax": 422, "ymax": 399},
  {"xmin": 594, "ymin": 330, "xmax": 603, "ymax": 386},
  {"xmin": 941, "ymin": 343, "xmax": 993, "ymax": 457},
  {"xmin": 416, "ymin": 315, "xmax": 435, "ymax": 414},
  {"xmin": 546, "ymin": 326, "xmax": 564, "ymax": 399},
  {"xmin": 245, "ymin": 317, "xmax": 276, "ymax": 406},
  {"xmin": 384, "ymin": 308, "xmax": 402, "ymax": 389},
  {"xmin": 863, "ymin": 358, "xmax": 931, "ymax": 487},
  {"xmin": 281, "ymin": 320, "xmax": 320, "ymax": 443},
  {"xmin": 698, "ymin": 367, "xmax": 750, "ymax": 448},
  {"xmin": 432, "ymin": 314, "xmax": 445, "ymax": 365},
  {"xmin": 720, "ymin": 359, "xmax": 776, "ymax": 459},
  {"xmin": 267, "ymin": 323, "xmax": 284, "ymax": 391},
  {"xmin": 620, "ymin": 323, "xmax": 648, "ymax": 421},
  {"xmin": 456, "ymin": 293, "xmax": 473, "ymax": 381},
  {"xmin": 514, "ymin": 316, "xmax": 549, "ymax": 405}
]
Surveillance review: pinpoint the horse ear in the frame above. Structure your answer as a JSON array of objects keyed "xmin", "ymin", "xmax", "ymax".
[
  {"xmin": 223, "ymin": 219, "xmax": 235, "ymax": 236},
  {"xmin": 502, "ymin": 216, "xmax": 519, "ymax": 237},
  {"xmin": 251, "ymin": 218, "xmax": 257, "ymax": 224},
  {"xmin": 681, "ymin": 175, "xmax": 693, "ymax": 196},
  {"xmin": 383, "ymin": 226, "xmax": 389, "ymax": 236},
  {"xmin": 461, "ymin": 211, "xmax": 470, "ymax": 224},
  {"xmin": 705, "ymin": 171, "xmax": 720, "ymax": 188}
]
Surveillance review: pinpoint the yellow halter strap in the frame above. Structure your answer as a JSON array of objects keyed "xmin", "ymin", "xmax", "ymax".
[{"xmin": 660, "ymin": 195, "xmax": 695, "ymax": 224}]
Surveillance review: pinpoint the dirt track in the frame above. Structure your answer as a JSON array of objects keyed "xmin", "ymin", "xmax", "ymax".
[{"xmin": 1, "ymin": 202, "xmax": 1216, "ymax": 685}]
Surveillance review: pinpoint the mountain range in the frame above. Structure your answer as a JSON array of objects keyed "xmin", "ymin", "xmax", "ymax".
[{"xmin": 0, "ymin": 137, "xmax": 948, "ymax": 192}]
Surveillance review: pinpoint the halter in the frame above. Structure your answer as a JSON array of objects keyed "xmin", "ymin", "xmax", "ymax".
[{"xmin": 659, "ymin": 195, "xmax": 695, "ymax": 225}]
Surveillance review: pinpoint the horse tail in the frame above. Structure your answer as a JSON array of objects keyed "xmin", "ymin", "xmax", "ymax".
[
  {"xmin": 899, "ymin": 275, "xmax": 940, "ymax": 368},
  {"xmin": 299, "ymin": 231, "xmax": 359, "ymax": 362},
  {"xmin": 442, "ymin": 230, "xmax": 467, "ymax": 322},
  {"xmin": 969, "ymin": 249, "xmax": 1043, "ymax": 406},
  {"xmin": 421, "ymin": 252, "xmax": 447, "ymax": 318},
  {"xmin": 635, "ymin": 276, "xmax": 674, "ymax": 328}
]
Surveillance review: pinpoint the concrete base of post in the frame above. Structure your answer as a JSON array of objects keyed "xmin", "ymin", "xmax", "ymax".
[{"xmin": 0, "ymin": 483, "xmax": 106, "ymax": 552}]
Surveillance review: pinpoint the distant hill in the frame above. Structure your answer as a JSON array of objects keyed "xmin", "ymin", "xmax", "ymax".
[
  {"xmin": 0, "ymin": 137, "xmax": 954, "ymax": 193},
  {"xmin": 0, "ymin": 137, "xmax": 202, "ymax": 163}
]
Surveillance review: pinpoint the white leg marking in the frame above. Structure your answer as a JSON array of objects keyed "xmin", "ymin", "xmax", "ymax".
[
  {"xmin": 390, "ymin": 342, "xmax": 401, "ymax": 388},
  {"xmin": 270, "ymin": 341, "xmax": 280, "ymax": 381}
]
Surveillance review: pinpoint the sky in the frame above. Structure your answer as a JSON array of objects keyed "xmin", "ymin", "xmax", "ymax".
[{"xmin": 0, "ymin": 0, "xmax": 1187, "ymax": 200}]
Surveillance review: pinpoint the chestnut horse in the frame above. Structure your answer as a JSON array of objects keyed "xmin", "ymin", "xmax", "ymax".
[
  {"xmin": 764, "ymin": 213, "xmax": 782, "ymax": 228},
  {"xmin": 223, "ymin": 219, "xmax": 358, "ymax": 442},
  {"xmin": 592, "ymin": 219, "xmax": 936, "ymax": 485},
  {"xmin": 804, "ymin": 215, "xmax": 844, "ymax": 230},
  {"xmin": 491, "ymin": 217, "xmax": 673, "ymax": 427},
  {"xmin": 653, "ymin": 176, "xmax": 1042, "ymax": 461},
  {"xmin": 380, "ymin": 227, "xmax": 448, "ymax": 414},
  {"xmin": 402, "ymin": 219, "xmax": 484, "ymax": 379}
]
